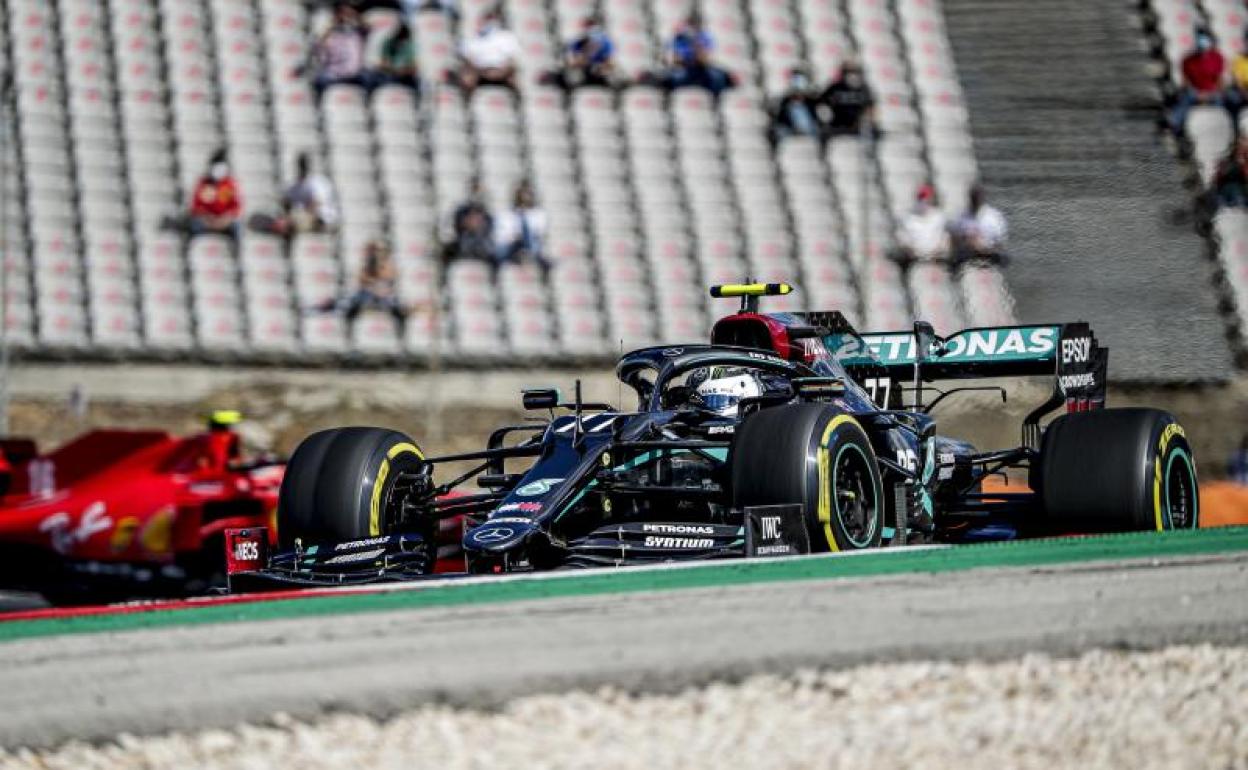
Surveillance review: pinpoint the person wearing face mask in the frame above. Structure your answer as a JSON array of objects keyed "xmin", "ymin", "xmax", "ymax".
[
  {"xmin": 441, "ymin": 177, "xmax": 495, "ymax": 264},
  {"xmin": 455, "ymin": 7, "xmax": 520, "ymax": 94},
  {"xmin": 950, "ymin": 184, "xmax": 1008, "ymax": 267},
  {"xmin": 377, "ymin": 21, "xmax": 420, "ymax": 92},
  {"xmin": 543, "ymin": 14, "xmax": 615, "ymax": 90},
  {"xmin": 654, "ymin": 12, "xmax": 734, "ymax": 96},
  {"xmin": 494, "ymin": 180, "xmax": 549, "ymax": 271},
  {"xmin": 771, "ymin": 67, "xmax": 821, "ymax": 143},
  {"xmin": 1169, "ymin": 29, "xmax": 1232, "ymax": 136},
  {"xmin": 281, "ymin": 152, "xmax": 339, "ymax": 234},
  {"xmin": 343, "ymin": 239, "xmax": 408, "ymax": 329},
  {"xmin": 305, "ymin": 3, "xmax": 372, "ymax": 101},
  {"xmin": 187, "ymin": 149, "xmax": 242, "ymax": 240},
  {"xmin": 891, "ymin": 184, "xmax": 951, "ymax": 271},
  {"xmin": 816, "ymin": 61, "xmax": 876, "ymax": 136}
]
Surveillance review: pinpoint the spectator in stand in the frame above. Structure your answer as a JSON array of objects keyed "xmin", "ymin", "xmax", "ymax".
[
  {"xmin": 185, "ymin": 149, "xmax": 242, "ymax": 240},
  {"xmin": 770, "ymin": 67, "xmax": 821, "ymax": 143},
  {"xmin": 950, "ymin": 184, "xmax": 1008, "ymax": 266},
  {"xmin": 543, "ymin": 15, "xmax": 615, "ymax": 90},
  {"xmin": 494, "ymin": 180, "xmax": 549, "ymax": 270},
  {"xmin": 453, "ymin": 7, "xmax": 520, "ymax": 94},
  {"xmin": 316, "ymin": 239, "xmax": 409, "ymax": 331},
  {"xmin": 1170, "ymin": 29, "xmax": 1232, "ymax": 136},
  {"xmin": 249, "ymin": 153, "xmax": 338, "ymax": 236},
  {"xmin": 645, "ymin": 13, "xmax": 734, "ymax": 96},
  {"xmin": 306, "ymin": 3, "xmax": 371, "ymax": 101},
  {"xmin": 890, "ymin": 184, "xmax": 950, "ymax": 270},
  {"xmin": 443, "ymin": 178, "xmax": 495, "ymax": 263},
  {"xmin": 1211, "ymin": 136, "xmax": 1248, "ymax": 208},
  {"xmin": 272, "ymin": 152, "xmax": 339, "ymax": 235},
  {"xmin": 817, "ymin": 60, "xmax": 876, "ymax": 136},
  {"xmin": 377, "ymin": 21, "xmax": 420, "ymax": 91},
  {"xmin": 312, "ymin": 0, "xmax": 400, "ymax": 12},
  {"xmin": 311, "ymin": 0, "xmax": 458, "ymax": 20},
  {"xmin": 1230, "ymin": 29, "xmax": 1248, "ymax": 108}
]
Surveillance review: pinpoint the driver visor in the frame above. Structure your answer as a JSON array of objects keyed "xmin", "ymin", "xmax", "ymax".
[{"xmin": 699, "ymin": 393, "xmax": 739, "ymax": 413}]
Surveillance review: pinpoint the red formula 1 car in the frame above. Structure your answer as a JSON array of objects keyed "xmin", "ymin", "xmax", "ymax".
[{"xmin": 0, "ymin": 411, "xmax": 285, "ymax": 602}]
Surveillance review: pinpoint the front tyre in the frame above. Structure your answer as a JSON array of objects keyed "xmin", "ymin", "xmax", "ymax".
[
  {"xmin": 277, "ymin": 427, "xmax": 428, "ymax": 549},
  {"xmin": 732, "ymin": 404, "xmax": 884, "ymax": 551},
  {"xmin": 1036, "ymin": 408, "xmax": 1198, "ymax": 531}
]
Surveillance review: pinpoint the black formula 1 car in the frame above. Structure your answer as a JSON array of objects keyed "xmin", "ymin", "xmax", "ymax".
[{"xmin": 226, "ymin": 283, "xmax": 1199, "ymax": 589}]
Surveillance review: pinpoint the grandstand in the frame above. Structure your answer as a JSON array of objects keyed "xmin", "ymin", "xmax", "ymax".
[
  {"xmin": 1141, "ymin": 0, "xmax": 1248, "ymax": 366},
  {"xmin": 0, "ymin": 0, "xmax": 1013, "ymax": 364},
  {"xmin": 936, "ymin": 0, "xmax": 1235, "ymax": 381}
]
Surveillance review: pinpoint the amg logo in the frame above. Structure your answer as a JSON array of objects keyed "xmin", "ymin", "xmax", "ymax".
[
  {"xmin": 1061, "ymin": 337, "xmax": 1091, "ymax": 365},
  {"xmin": 643, "ymin": 523, "xmax": 715, "ymax": 535},
  {"xmin": 706, "ymin": 425, "xmax": 735, "ymax": 435},
  {"xmin": 759, "ymin": 516, "xmax": 782, "ymax": 540},
  {"xmin": 644, "ymin": 536, "xmax": 715, "ymax": 548}
]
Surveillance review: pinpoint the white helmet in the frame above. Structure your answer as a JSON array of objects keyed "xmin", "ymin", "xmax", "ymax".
[{"xmin": 694, "ymin": 371, "xmax": 762, "ymax": 417}]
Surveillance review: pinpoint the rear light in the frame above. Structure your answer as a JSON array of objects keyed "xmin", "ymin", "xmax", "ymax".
[{"xmin": 224, "ymin": 527, "xmax": 268, "ymax": 577}]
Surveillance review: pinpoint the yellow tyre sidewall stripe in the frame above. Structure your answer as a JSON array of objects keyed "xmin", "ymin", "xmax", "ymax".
[
  {"xmin": 1153, "ymin": 456, "xmax": 1163, "ymax": 531},
  {"xmin": 817, "ymin": 415, "xmax": 870, "ymax": 552},
  {"xmin": 369, "ymin": 442, "xmax": 425, "ymax": 537},
  {"xmin": 1152, "ymin": 422, "xmax": 1192, "ymax": 532}
]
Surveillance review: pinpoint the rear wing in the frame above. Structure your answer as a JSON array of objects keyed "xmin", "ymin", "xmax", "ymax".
[{"xmin": 836, "ymin": 322, "xmax": 1108, "ymax": 409}]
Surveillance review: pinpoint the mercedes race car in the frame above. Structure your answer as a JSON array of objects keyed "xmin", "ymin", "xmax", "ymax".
[{"xmin": 227, "ymin": 283, "xmax": 1199, "ymax": 590}]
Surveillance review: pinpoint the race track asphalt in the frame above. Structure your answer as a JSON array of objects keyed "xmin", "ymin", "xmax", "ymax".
[{"xmin": 0, "ymin": 550, "xmax": 1245, "ymax": 749}]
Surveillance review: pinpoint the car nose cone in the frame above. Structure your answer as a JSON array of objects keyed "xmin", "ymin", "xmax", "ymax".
[{"xmin": 464, "ymin": 521, "xmax": 538, "ymax": 552}]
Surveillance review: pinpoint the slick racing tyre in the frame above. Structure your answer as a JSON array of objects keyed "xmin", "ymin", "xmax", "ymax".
[
  {"xmin": 278, "ymin": 427, "xmax": 428, "ymax": 549},
  {"xmin": 1035, "ymin": 408, "xmax": 1198, "ymax": 531},
  {"xmin": 732, "ymin": 404, "xmax": 884, "ymax": 551}
]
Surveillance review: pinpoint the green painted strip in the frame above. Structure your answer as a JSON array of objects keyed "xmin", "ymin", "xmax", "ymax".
[{"xmin": 3, "ymin": 527, "xmax": 1247, "ymax": 643}]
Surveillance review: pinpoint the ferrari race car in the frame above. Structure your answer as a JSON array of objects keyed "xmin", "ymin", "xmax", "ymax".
[
  {"xmin": 228, "ymin": 283, "xmax": 1199, "ymax": 589},
  {"xmin": 0, "ymin": 411, "xmax": 286, "ymax": 601}
]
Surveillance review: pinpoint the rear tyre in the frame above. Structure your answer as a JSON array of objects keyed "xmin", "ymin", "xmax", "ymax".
[
  {"xmin": 732, "ymin": 404, "xmax": 884, "ymax": 551},
  {"xmin": 277, "ymin": 427, "xmax": 428, "ymax": 549},
  {"xmin": 1036, "ymin": 408, "xmax": 1198, "ymax": 531}
]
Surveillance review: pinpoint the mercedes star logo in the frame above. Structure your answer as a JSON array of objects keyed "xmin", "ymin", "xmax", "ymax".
[{"xmin": 473, "ymin": 527, "xmax": 515, "ymax": 544}]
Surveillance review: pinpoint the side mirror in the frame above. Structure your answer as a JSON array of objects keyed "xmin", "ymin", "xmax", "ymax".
[
  {"xmin": 522, "ymin": 388, "xmax": 560, "ymax": 411},
  {"xmin": 913, "ymin": 321, "xmax": 941, "ymax": 362}
]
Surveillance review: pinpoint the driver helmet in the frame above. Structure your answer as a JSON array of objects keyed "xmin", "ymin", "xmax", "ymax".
[{"xmin": 692, "ymin": 368, "xmax": 762, "ymax": 417}]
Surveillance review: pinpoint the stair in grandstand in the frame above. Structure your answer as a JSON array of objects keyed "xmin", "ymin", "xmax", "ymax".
[{"xmin": 941, "ymin": 0, "xmax": 1233, "ymax": 381}]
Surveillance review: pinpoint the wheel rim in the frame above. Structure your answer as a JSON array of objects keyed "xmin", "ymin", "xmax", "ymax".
[
  {"xmin": 381, "ymin": 472, "xmax": 415, "ymax": 533},
  {"xmin": 1164, "ymin": 449, "xmax": 1198, "ymax": 530},
  {"xmin": 832, "ymin": 443, "xmax": 877, "ymax": 547}
]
